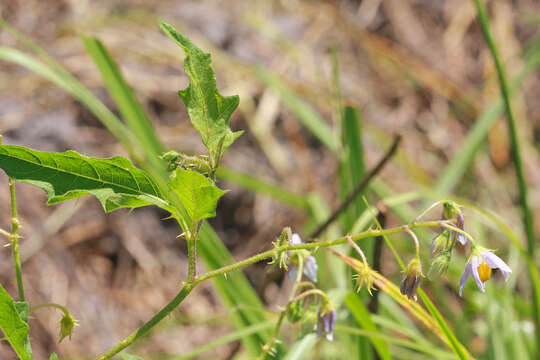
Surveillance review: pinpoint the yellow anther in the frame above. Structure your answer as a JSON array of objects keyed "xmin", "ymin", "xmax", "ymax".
[{"xmin": 478, "ymin": 263, "xmax": 492, "ymax": 283}]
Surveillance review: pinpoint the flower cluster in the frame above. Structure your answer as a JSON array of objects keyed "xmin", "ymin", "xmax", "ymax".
[
  {"xmin": 269, "ymin": 229, "xmax": 318, "ymax": 283},
  {"xmin": 426, "ymin": 201, "xmax": 512, "ymax": 297},
  {"xmin": 272, "ymin": 229, "xmax": 334, "ymax": 341}
]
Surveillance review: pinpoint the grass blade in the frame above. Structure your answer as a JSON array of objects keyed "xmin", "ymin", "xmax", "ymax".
[
  {"xmin": 336, "ymin": 325, "xmax": 455, "ymax": 359},
  {"xmin": 216, "ymin": 167, "xmax": 309, "ymax": 210},
  {"xmin": 418, "ymin": 290, "xmax": 469, "ymax": 360},
  {"xmin": 283, "ymin": 334, "xmax": 318, "ymax": 360},
  {"xmin": 257, "ymin": 68, "xmax": 337, "ymax": 153},
  {"xmin": 83, "ymin": 37, "xmax": 165, "ymax": 157},
  {"xmin": 0, "ymin": 47, "xmax": 139, "ymax": 157},
  {"xmin": 339, "ymin": 106, "xmax": 367, "ymax": 233},
  {"xmin": 345, "ymin": 292, "xmax": 392, "ymax": 360},
  {"xmin": 434, "ymin": 46, "xmax": 540, "ymax": 194}
]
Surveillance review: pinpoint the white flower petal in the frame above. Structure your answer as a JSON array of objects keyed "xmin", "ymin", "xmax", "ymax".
[
  {"xmin": 456, "ymin": 215, "xmax": 467, "ymax": 245},
  {"xmin": 482, "ymin": 251, "xmax": 512, "ymax": 281},
  {"xmin": 470, "ymin": 256, "xmax": 485, "ymax": 292},
  {"xmin": 459, "ymin": 262, "xmax": 472, "ymax": 296},
  {"xmin": 288, "ymin": 266, "xmax": 298, "ymax": 282},
  {"xmin": 290, "ymin": 233, "xmax": 302, "ymax": 245},
  {"xmin": 303, "ymin": 256, "xmax": 318, "ymax": 283},
  {"xmin": 457, "ymin": 233, "xmax": 468, "ymax": 245}
]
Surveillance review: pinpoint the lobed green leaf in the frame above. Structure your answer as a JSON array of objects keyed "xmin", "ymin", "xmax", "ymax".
[
  {"xmin": 168, "ymin": 168, "xmax": 227, "ymax": 222},
  {"xmin": 160, "ymin": 21, "xmax": 243, "ymax": 164},
  {"xmin": 0, "ymin": 144, "xmax": 165, "ymax": 213}
]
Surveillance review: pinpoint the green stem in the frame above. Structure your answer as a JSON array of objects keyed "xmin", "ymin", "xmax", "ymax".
[
  {"xmin": 29, "ymin": 303, "xmax": 69, "ymax": 315},
  {"xmin": 291, "ymin": 282, "xmax": 316, "ymax": 298},
  {"xmin": 9, "ymin": 178, "xmax": 25, "ymax": 301},
  {"xmin": 186, "ymin": 237, "xmax": 197, "ymax": 282},
  {"xmin": 346, "ymin": 235, "xmax": 369, "ymax": 267},
  {"xmin": 185, "ymin": 220, "xmax": 202, "ymax": 283},
  {"xmin": 289, "ymin": 289, "xmax": 327, "ymax": 304},
  {"xmin": 410, "ymin": 200, "xmax": 445, "ymax": 225},
  {"xmin": 195, "ymin": 220, "xmax": 443, "ymax": 284},
  {"xmin": 473, "ymin": 0, "xmax": 539, "ymax": 354},
  {"xmin": 402, "ymin": 226, "xmax": 420, "ymax": 258},
  {"xmin": 95, "ymin": 219, "xmax": 443, "ymax": 360}
]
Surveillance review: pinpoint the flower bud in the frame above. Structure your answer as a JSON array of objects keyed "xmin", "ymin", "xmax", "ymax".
[
  {"xmin": 455, "ymin": 214, "xmax": 467, "ymax": 245},
  {"xmin": 303, "ymin": 256, "xmax": 318, "ymax": 283},
  {"xmin": 440, "ymin": 201, "xmax": 467, "ymax": 246},
  {"xmin": 429, "ymin": 250, "xmax": 452, "ymax": 276},
  {"xmin": 400, "ymin": 258, "xmax": 423, "ymax": 301},
  {"xmin": 286, "ymin": 300, "xmax": 304, "ymax": 323},
  {"xmin": 159, "ymin": 151, "xmax": 180, "ymax": 171},
  {"xmin": 286, "ymin": 233, "xmax": 318, "ymax": 283},
  {"xmin": 442, "ymin": 200, "xmax": 461, "ymax": 219},
  {"xmin": 430, "ymin": 229, "xmax": 450, "ymax": 255},
  {"xmin": 317, "ymin": 308, "xmax": 336, "ymax": 341}
]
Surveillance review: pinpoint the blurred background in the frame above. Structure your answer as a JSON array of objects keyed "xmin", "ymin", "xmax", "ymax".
[{"xmin": 0, "ymin": 0, "xmax": 539, "ymax": 359}]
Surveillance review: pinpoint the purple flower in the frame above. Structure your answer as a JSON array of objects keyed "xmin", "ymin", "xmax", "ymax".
[
  {"xmin": 459, "ymin": 249, "xmax": 512, "ymax": 296},
  {"xmin": 288, "ymin": 233, "xmax": 318, "ymax": 283},
  {"xmin": 317, "ymin": 309, "xmax": 336, "ymax": 341}
]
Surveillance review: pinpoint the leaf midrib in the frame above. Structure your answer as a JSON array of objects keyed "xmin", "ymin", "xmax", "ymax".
[
  {"xmin": 0, "ymin": 149, "xmax": 156, "ymax": 197},
  {"xmin": 187, "ymin": 50, "xmax": 211, "ymax": 144}
]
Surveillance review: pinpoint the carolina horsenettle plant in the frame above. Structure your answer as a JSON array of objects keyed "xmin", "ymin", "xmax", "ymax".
[{"xmin": 0, "ymin": 21, "xmax": 239, "ymax": 359}]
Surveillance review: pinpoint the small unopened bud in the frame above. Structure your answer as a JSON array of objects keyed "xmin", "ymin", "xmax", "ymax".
[
  {"xmin": 286, "ymin": 300, "xmax": 304, "ymax": 323},
  {"xmin": 159, "ymin": 151, "xmax": 180, "ymax": 171},
  {"xmin": 431, "ymin": 229, "xmax": 450, "ymax": 255},
  {"xmin": 317, "ymin": 308, "xmax": 336, "ymax": 341},
  {"xmin": 455, "ymin": 214, "xmax": 467, "ymax": 245},
  {"xmin": 303, "ymin": 256, "xmax": 318, "ymax": 283},
  {"xmin": 286, "ymin": 233, "xmax": 318, "ymax": 283},
  {"xmin": 400, "ymin": 258, "xmax": 423, "ymax": 301},
  {"xmin": 429, "ymin": 251, "xmax": 452, "ymax": 276},
  {"xmin": 59, "ymin": 312, "xmax": 78, "ymax": 342},
  {"xmin": 159, "ymin": 150, "xmax": 180, "ymax": 162},
  {"xmin": 442, "ymin": 200, "xmax": 461, "ymax": 219}
]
